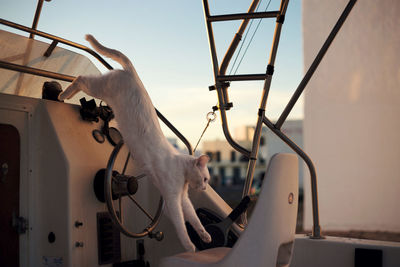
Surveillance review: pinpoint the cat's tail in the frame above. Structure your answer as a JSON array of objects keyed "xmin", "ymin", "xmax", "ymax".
[{"xmin": 85, "ymin": 34, "xmax": 134, "ymax": 73}]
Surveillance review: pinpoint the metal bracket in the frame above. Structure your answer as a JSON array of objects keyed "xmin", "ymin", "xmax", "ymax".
[
  {"xmin": 209, "ymin": 81, "xmax": 230, "ymax": 91},
  {"xmin": 224, "ymin": 102, "xmax": 233, "ymax": 110},
  {"xmin": 44, "ymin": 40, "xmax": 58, "ymax": 57}
]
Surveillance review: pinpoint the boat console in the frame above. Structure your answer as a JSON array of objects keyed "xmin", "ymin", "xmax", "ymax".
[{"xmin": 0, "ymin": 91, "xmax": 235, "ymax": 266}]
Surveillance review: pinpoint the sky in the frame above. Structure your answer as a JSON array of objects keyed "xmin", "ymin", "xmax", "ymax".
[{"xmin": 0, "ymin": 0, "xmax": 304, "ymax": 148}]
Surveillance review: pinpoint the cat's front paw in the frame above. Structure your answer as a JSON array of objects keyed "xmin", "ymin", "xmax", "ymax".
[
  {"xmin": 58, "ymin": 89, "xmax": 75, "ymax": 101},
  {"xmin": 199, "ymin": 229, "xmax": 212, "ymax": 243},
  {"xmin": 58, "ymin": 92, "xmax": 67, "ymax": 101},
  {"xmin": 183, "ymin": 241, "xmax": 196, "ymax": 252}
]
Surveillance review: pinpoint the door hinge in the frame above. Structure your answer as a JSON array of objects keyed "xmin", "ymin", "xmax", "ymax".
[{"xmin": 12, "ymin": 211, "xmax": 28, "ymax": 234}]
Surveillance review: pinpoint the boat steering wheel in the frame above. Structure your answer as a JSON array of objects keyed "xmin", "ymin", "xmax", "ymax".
[{"xmin": 101, "ymin": 141, "xmax": 164, "ymax": 239}]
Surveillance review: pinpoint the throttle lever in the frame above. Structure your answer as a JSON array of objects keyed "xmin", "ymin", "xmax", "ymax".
[{"xmin": 202, "ymin": 196, "xmax": 250, "ymax": 249}]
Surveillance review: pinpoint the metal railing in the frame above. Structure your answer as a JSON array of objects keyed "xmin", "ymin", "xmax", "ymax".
[
  {"xmin": 203, "ymin": 0, "xmax": 290, "ymax": 226},
  {"xmin": 202, "ymin": 0, "xmax": 358, "ymax": 238},
  {"xmin": 0, "ymin": 18, "xmax": 193, "ymax": 155},
  {"xmin": 1, "ymin": 18, "xmax": 113, "ymax": 69}
]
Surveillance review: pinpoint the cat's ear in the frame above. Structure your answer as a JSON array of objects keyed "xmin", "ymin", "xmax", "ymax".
[{"xmin": 195, "ymin": 155, "xmax": 210, "ymax": 169}]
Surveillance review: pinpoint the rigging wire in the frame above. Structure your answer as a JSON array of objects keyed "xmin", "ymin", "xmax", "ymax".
[
  {"xmin": 229, "ymin": 0, "xmax": 273, "ymax": 75},
  {"xmin": 228, "ymin": 1, "xmax": 262, "ymax": 75},
  {"xmin": 193, "ymin": 110, "xmax": 217, "ymax": 152}
]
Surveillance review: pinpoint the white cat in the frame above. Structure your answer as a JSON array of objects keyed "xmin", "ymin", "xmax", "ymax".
[{"xmin": 59, "ymin": 34, "xmax": 212, "ymax": 252}]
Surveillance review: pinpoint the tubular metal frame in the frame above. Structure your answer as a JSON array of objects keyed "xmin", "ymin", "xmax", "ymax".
[
  {"xmin": 203, "ymin": 0, "xmax": 357, "ymax": 239},
  {"xmin": 202, "ymin": 0, "xmax": 289, "ymax": 224},
  {"xmin": 0, "ymin": 0, "xmax": 359, "ymax": 240},
  {"xmin": 203, "ymin": 0, "xmax": 268, "ymax": 158},
  {"xmin": 208, "ymin": 11, "xmax": 279, "ymax": 22},
  {"xmin": 0, "ymin": 19, "xmax": 193, "ymax": 155},
  {"xmin": 242, "ymin": 0, "xmax": 289, "ymax": 211},
  {"xmin": 262, "ymin": 117, "xmax": 322, "ymax": 237},
  {"xmin": 29, "ymin": 0, "xmax": 45, "ymax": 39},
  {"xmin": 1, "ymin": 18, "xmax": 113, "ymax": 69}
]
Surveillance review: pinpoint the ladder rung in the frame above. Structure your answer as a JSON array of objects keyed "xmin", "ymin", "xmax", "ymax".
[
  {"xmin": 208, "ymin": 11, "xmax": 279, "ymax": 22},
  {"xmin": 217, "ymin": 74, "xmax": 266, "ymax": 82}
]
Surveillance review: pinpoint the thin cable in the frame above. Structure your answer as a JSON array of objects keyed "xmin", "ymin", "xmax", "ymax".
[
  {"xmin": 233, "ymin": 0, "xmax": 273, "ymax": 75},
  {"xmin": 229, "ymin": 1, "xmax": 263, "ymax": 75}
]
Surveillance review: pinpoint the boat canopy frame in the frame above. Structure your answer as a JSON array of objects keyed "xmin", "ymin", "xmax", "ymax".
[
  {"xmin": 0, "ymin": 0, "xmax": 358, "ymax": 241},
  {"xmin": 202, "ymin": 0, "xmax": 357, "ymax": 239}
]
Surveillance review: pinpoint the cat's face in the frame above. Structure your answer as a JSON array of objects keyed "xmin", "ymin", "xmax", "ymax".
[{"xmin": 188, "ymin": 155, "xmax": 210, "ymax": 190}]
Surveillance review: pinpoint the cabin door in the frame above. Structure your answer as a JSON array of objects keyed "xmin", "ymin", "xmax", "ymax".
[{"xmin": 0, "ymin": 124, "xmax": 20, "ymax": 266}]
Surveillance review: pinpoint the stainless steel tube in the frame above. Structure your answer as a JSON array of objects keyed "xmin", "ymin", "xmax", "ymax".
[
  {"xmin": 263, "ymin": 117, "xmax": 322, "ymax": 239},
  {"xmin": 208, "ymin": 11, "xmax": 279, "ymax": 22},
  {"xmin": 29, "ymin": 0, "xmax": 45, "ymax": 39},
  {"xmin": 242, "ymin": 0, "xmax": 289, "ymax": 200},
  {"xmin": 0, "ymin": 18, "xmax": 113, "ymax": 70}
]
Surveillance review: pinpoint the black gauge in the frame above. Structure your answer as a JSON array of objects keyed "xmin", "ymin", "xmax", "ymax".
[
  {"xmin": 92, "ymin": 129, "xmax": 105, "ymax": 144},
  {"xmin": 106, "ymin": 127, "xmax": 123, "ymax": 146}
]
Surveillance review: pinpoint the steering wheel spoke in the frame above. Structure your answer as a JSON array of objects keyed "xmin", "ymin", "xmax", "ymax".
[
  {"xmin": 118, "ymin": 195, "xmax": 123, "ymax": 222},
  {"xmin": 127, "ymin": 194, "xmax": 154, "ymax": 221},
  {"xmin": 122, "ymin": 152, "xmax": 130, "ymax": 175}
]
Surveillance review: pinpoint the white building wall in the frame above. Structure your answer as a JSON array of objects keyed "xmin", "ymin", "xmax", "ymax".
[{"xmin": 303, "ymin": 0, "xmax": 400, "ymax": 231}]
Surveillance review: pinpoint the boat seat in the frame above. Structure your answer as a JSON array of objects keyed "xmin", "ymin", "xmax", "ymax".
[{"xmin": 160, "ymin": 153, "xmax": 299, "ymax": 267}]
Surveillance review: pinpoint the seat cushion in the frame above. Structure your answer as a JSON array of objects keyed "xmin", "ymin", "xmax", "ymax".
[{"xmin": 159, "ymin": 247, "xmax": 231, "ymax": 267}]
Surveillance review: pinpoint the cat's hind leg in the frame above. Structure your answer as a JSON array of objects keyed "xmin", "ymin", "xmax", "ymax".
[
  {"xmin": 164, "ymin": 194, "xmax": 196, "ymax": 252},
  {"xmin": 181, "ymin": 184, "xmax": 212, "ymax": 244}
]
